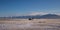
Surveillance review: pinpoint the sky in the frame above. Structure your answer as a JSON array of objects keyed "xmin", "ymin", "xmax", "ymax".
[{"xmin": 0, "ymin": 0, "xmax": 60, "ymax": 17}]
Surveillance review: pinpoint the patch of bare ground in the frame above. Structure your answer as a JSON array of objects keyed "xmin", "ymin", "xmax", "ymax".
[{"xmin": 0, "ymin": 19, "xmax": 60, "ymax": 30}]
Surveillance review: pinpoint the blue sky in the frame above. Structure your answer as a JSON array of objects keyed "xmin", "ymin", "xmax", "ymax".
[{"xmin": 0, "ymin": 0, "xmax": 60, "ymax": 17}]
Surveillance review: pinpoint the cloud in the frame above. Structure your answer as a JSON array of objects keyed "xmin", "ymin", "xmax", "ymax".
[
  {"xmin": 27, "ymin": 12, "xmax": 49, "ymax": 16},
  {"xmin": 54, "ymin": 13, "xmax": 60, "ymax": 16},
  {"xmin": 3, "ymin": 12, "xmax": 60, "ymax": 17}
]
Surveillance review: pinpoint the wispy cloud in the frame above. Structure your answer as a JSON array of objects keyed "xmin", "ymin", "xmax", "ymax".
[
  {"xmin": 1, "ymin": 12, "xmax": 60, "ymax": 17},
  {"xmin": 27, "ymin": 12, "xmax": 49, "ymax": 16}
]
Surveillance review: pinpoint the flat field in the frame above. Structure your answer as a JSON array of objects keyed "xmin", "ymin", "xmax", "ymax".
[{"xmin": 0, "ymin": 19, "xmax": 60, "ymax": 30}]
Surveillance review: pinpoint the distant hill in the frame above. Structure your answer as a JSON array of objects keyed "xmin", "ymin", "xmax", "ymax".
[
  {"xmin": 0, "ymin": 14, "xmax": 60, "ymax": 19},
  {"xmin": 11, "ymin": 14, "xmax": 60, "ymax": 19},
  {"xmin": 39, "ymin": 14, "xmax": 60, "ymax": 19}
]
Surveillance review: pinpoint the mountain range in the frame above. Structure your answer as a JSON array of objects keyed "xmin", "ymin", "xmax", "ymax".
[{"xmin": 0, "ymin": 14, "xmax": 60, "ymax": 19}]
